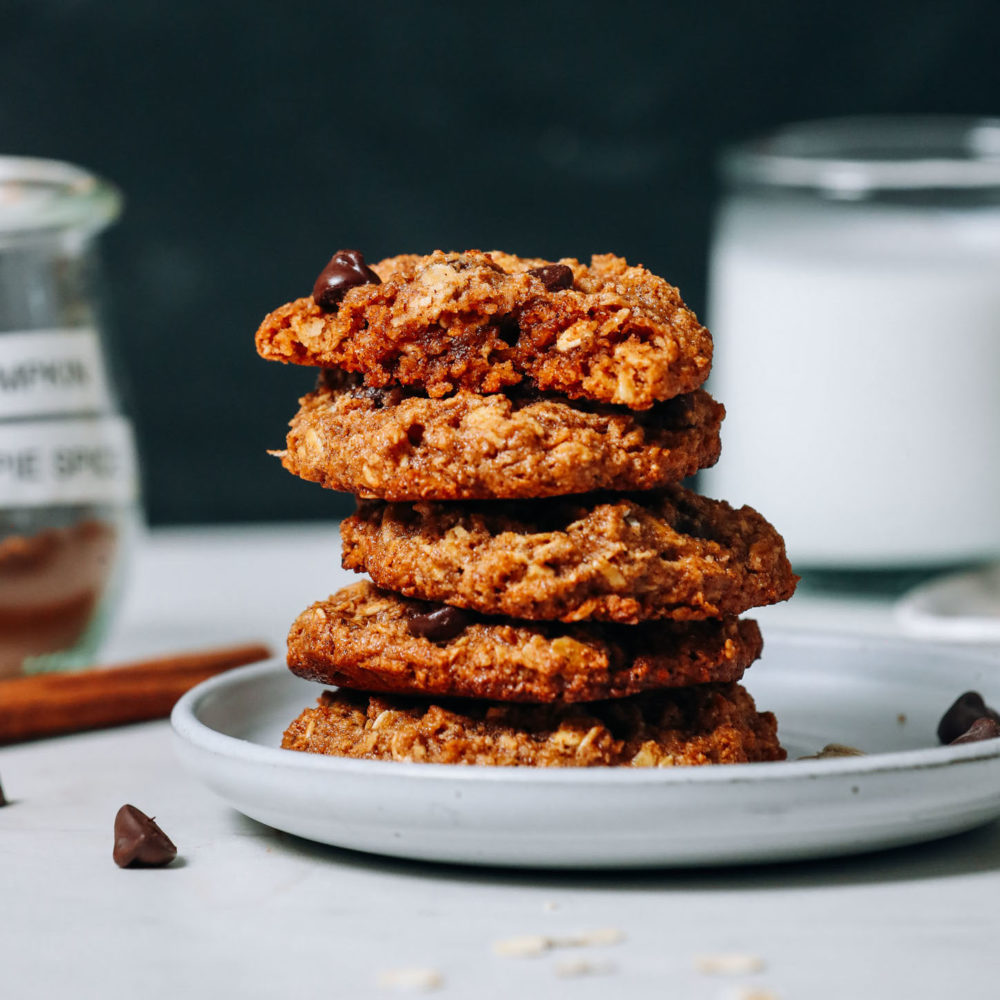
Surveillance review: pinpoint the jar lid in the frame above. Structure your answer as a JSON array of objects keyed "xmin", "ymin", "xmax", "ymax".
[
  {"xmin": 722, "ymin": 116, "xmax": 1000, "ymax": 197},
  {"xmin": 0, "ymin": 156, "xmax": 122, "ymax": 240}
]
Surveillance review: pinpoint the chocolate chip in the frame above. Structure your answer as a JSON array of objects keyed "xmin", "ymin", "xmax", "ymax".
[
  {"xmin": 312, "ymin": 249, "xmax": 381, "ymax": 311},
  {"xmin": 528, "ymin": 263, "xmax": 574, "ymax": 291},
  {"xmin": 496, "ymin": 315, "xmax": 521, "ymax": 347},
  {"xmin": 950, "ymin": 717, "xmax": 1000, "ymax": 745},
  {"xmin": 0, "ymin": 775, "xmax": 6, "ymax": 807},
  {"xmin": 407, "ymin": 605, "xmax": 473, "ymax": 642},
  {"xmin": 113, "ymin": 804, "xmax": 177, "ymax": 868},
  {"xmin": 937, "ymin": 691, "xmax": 1000, "ymax": 744},
  {"xmin": 356, "ymin": 383, "xmax": 404, "ymax": 408}
]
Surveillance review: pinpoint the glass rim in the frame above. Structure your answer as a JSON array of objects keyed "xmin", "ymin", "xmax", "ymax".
[
  {"xmin": 0, "ymin": 155, "xmax": 122, "ymax": 239},
  {"xmin": 721, "ymin": 115, "xmax": 1000, "ymax": 196}
]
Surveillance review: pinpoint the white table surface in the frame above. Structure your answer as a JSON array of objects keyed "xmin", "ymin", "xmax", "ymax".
[{"xmin": 3, "ymin": 522, "xmax": 999, "ymax": 999}]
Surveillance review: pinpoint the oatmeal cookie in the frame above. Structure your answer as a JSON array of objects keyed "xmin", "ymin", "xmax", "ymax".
[
  {"xmin": 256, "ymin": 250, "xmax": 712, "ymax": 409},
  {"xmin": 281, "ymin": 683, "xmax": 785, "ymax": 766},
  {"xmin": 286, "ymin": 581, "xmax": 762, "ymax": 703},
  {"xmin": 278, "ymin": 372, "xmax": 724, "ymax": 501},
  {"xmin": 341, "ymin": 487, "xmax": 797, "ymax": 624}
]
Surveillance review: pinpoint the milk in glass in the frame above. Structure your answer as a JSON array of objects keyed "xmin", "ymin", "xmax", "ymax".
[{"xmin": 702, "ymin": 117, "xmax": 1000, "ymax": 568}]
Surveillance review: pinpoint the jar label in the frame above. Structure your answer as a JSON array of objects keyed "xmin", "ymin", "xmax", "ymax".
[
  {"xmin": 0, "ymin": 329, "xmax": 113, "ymax": 417},
  {"xmin": 0, "ymin": 415, "xmax": 138, "ymax": 505}
]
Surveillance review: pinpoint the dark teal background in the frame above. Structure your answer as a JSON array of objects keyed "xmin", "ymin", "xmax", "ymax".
[{"xmin": 2, "ymin": 0, "xmax": 998, "ymax": 523}]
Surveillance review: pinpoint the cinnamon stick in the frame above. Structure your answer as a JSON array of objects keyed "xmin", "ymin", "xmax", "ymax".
[{"xmin": 0, "ymin": 642, "xmax": 271, "ymax": 743}]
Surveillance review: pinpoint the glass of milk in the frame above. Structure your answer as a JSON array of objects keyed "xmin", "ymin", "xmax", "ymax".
[{"xmin": 702, "ymin": 116, "xmax": 1000, "ymax": 570}]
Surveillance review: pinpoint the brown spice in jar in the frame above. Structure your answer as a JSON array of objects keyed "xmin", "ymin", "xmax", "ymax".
[{"xmin": 0, "ymin": 519, "xmax": 116, "ymax": 678}]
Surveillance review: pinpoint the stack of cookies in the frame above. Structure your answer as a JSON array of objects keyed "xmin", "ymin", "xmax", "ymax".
[{"xmin": 256, "ymin": 249, "xmax": 796, "ymax": 767}]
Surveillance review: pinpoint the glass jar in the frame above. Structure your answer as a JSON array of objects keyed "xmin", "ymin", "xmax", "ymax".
[
  {"xmin": 702, "ymin": 117, "xmax": 1000, "ymax": 569},
  {"xmin": 0, "ymin": 157, "xmax": 140, "ymax": 676}
]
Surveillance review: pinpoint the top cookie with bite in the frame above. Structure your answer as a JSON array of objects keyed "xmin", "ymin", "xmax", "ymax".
[{"xmin": 255, "ymin": 249, "xmax": 712, "ymax": 410}]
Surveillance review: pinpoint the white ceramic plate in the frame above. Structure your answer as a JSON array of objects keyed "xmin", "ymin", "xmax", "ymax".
[{"xmin": 171, "ymin": 631, "xmax": 1000, "ymax": 869}]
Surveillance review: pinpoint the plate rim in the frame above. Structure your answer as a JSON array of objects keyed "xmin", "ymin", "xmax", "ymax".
[{"xmin": 170, "ymin": 629, "xmax": 1000, "ymax": 786}]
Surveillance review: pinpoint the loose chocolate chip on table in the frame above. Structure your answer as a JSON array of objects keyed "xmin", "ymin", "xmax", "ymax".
[
  {"xmin": 113, "ymin": 804, "xmax": 177, "ymax": 868},
  {"xmin": 312, "ymin": 249, "xmax": 381, "ymax": 310},
  {"xmin": 0, "ymin": 775, "xmax": 6, "ymax": 807},
  {"xmin": 937, "ymin": 691, "xmax": 1000, "ymax": 744},
  {"xmin": 528, "ymin": 263, "xmax": 574, "ymax": 291},
  {"xmin": 407, "ymin": 605, "xmax": 473, "ymax": 642},
  {"xmin": 950, "ymin": 717, "xmax": 1000, "ymax": 745}
]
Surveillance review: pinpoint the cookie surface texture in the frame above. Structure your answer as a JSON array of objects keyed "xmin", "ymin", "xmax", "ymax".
[
  {"xmin": 286, "ymin": 582, "xmax": 762, "ymax": 703},
  {"xmin": 278, "ymin": 372, "xmax": 724, "ymax": 501},
  {"xmin": 342, "ymin": 486, "xmax": 797, "ymax": 623},
  {"xmin": 281, "ymin": 683, "xmax": 785, "ymax": 766},
  {"xmin": 256, "ymin": 250, "xmax": 712, "ymax": 409}
]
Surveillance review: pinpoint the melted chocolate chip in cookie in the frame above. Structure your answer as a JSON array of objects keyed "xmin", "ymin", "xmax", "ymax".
[
  {"xmin": 406, "ymin": 605, "xmax": 473, "ymax": 642},
  {"xmin": 528, "ymin": 263, "xmax": 574, "ymax": 291},
  {"xmin": 496, "ymin": 315, "xmax": 521, "ymax": 347},
  {"xmin": 312, "ymin": 250, "xmax": 381, "ymax": 311}
]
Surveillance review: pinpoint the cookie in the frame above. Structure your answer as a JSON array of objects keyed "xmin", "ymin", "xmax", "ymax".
[
  {"xmin": 256, "ymin": 250, "xmax": 712, "ymax": 409},
  {"xmin": 281, "ymin": 683, "xmax": 785, "ymax": 766},
  {"xmin": 341, "ymin": 486, "xmax": 798, "ymax": 624},
  {"xmin": 278, "ymin": 371, "xmax": 724, "ymax": 501},
  {"xmin": 286, "ymin": 581, "xmax": 762, "ymax": 703}
]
